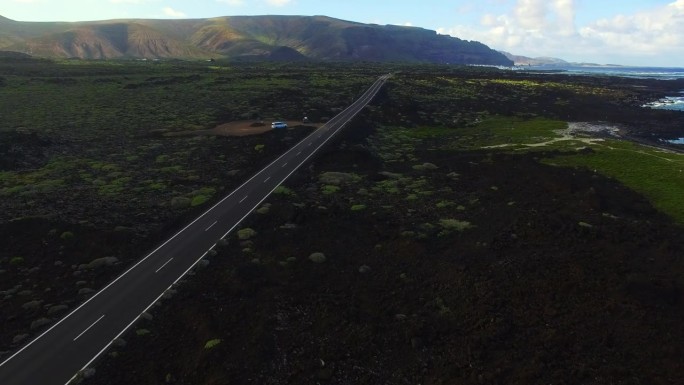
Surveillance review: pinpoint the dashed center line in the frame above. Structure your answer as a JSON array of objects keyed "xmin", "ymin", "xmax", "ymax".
[
  {"xmin": 239, "ymin": 195, "xmax": 248, "ymax": 203},
  {"xmin": 205, "ymin": 221, "xmax": 218, "ymax": 232},
  {"xmin": 282, "ymin": 162, "xmax": 288, "ymax": 168},
  {"xmin": 264, "ymin": 177, "xmax": 271, "ymax": 183},
  {"xmin": 308, "ymin": 143, "xmax": 312, "ymax": 147},
  {"xmin": 297, "ymin": 151, "xmax": 302, "ymax": 156},
  {"xmin": 73, "ymin": 315, "xmax": 105, "ymax": 341},
  {"xmin": 155, "ymin": 258, "xmax": 174, "ymax": 273}
]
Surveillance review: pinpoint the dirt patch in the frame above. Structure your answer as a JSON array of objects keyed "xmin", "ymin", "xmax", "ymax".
[
  {"xmin": 218, "ymin": 120, "xmax": 323, "ymax": 137},
  {"xmin": 165, "ymin": 120, "xmax": 322, "ymax": 137},
  {"xmin": 566, "ymin": 122, "xmax": 622, "ymax": 136}
]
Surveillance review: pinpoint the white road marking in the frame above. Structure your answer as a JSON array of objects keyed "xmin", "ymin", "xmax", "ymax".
[
  {"xmin": 239, "ymin": 195, "xmax": 248, "ymax": 203},
  {"xmin": 308, "ymin": 143, "xmax": 312, "ymax": 147},
  {"xmin": 155, "ymin": 258, "xmax": 174, "ymax": 273},
  {"xmin": 297, "ymin": 151, "xmax": 302, "ymax": 156},
  {"xmin": 264, "ymin": 177, "xmax": 271, "ymax": 183},
  {"xmin": 73, "ymin": 315, "xmax": 105, "ymax": 342},
  {"xmin": 173, "ymin": 250, "xmax": 210, "ymax": 286},
  {"xmin": 205, "ymin": 221, "xmax": 218, "ymax": 232},
  {"xmin": 282, "ymin": 162, "xmax": 288, "ymax": 168},
  {"xmin": 67, "ymin": 283, "xmax": 176, "ymax": 385}
]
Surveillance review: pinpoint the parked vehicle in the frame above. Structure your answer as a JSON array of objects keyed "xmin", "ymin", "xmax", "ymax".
[{"xmin": 271, "ymin": 121, "xmax": 288, "ymax": 129}]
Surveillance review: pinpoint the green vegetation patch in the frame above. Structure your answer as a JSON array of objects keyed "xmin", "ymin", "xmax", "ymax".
[
  {"xmin": 459, "ymin": 116, "xmax": 567, "ymax": 149},
  {"xmin": 438, "ymin": 219, "xmax": 473, "ymax": 232},
  {"xmin": 273, "ymin": 185, "xmax": 296, "ymax": 197},
  {"xmin": 544, "ymin": 140, "xmax": 684, "ymax": 223},
  {"xmin": 350, "ymin": 204, "xmax": 367, "ymax": 211},
  {"xmin": 237, "ymin": 228, "xmax": 257, "ymax": 240},
  {"xmin": 60, "ymin": 231, "xmax": 75, "ymax": 241},
  {"xmin": 9, "ymin": 256, "xmax": 24, "ymax": 265},
  {"xmin": 204, "ymin": 339, "xmax": 222, "ymax": 349},
  {"xmin": 321, "ymin": 185, "xmax": 341, "ymax": 195},
  {"xmin": 191, "ymin": 195, "xmax": 210, "ymax": 207}
]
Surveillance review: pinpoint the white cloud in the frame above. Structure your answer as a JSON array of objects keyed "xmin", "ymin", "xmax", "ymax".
[
  {"xmin": 578, "ymin": 0, "xmax": 684, "ymax": 57},
  {"xmin": 440, "ymin": 0, "xmax": 684, "ymax": 66},
  {"xmin": 216, "ymin": 0, "xmax": 245, "ymax": 6},
  {"xmin": 162, "ymin": 7, "xmax": 186, "ymax": 18},
  {"xmin": 553, "ymin": 0, "xmax": 576, "ymax": 36},
  {"xmin": 514, "ymin": 0, "xmax": 548, "ymax": 30},
  {"xmin": 265, "ymin": 0, "xmax": 292, "ymax": 6},
  {"xmin": 216, "ymin": 0, "xmax": 292, "ymax": 7},
  {"xmin": 110, "ymin": 0, "xmax": 150, "ymax": 3}
]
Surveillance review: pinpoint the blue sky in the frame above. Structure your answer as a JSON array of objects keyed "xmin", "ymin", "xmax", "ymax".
[{"xmin": 3, "ymin": 0, "xmax": 683, "ymax": 66}]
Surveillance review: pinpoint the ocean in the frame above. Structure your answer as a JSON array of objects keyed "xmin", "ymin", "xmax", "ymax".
[
  {"xmin": 521, "ymin": 65, "xmax": 684, "ymax": 80},
  {"xmin": 520, "ymin": 65, "xmax": 684, "ymax": 112}
]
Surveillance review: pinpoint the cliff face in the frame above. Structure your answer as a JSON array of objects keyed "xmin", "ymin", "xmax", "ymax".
[{"xmin": 0, "ymin": 15, "xmax": 512, "ymax": 65}]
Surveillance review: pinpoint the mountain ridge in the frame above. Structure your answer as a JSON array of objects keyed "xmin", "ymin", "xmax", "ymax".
[
  {"xmin": 499, "ymin": 50, "xmax": 568, "ymax": 66},
  {"xmin": 0, "ymin": 14, "xmax": 512, "ymax": 65}
]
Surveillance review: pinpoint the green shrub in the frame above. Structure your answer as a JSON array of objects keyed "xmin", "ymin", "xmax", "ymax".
[
  {"xmin": 321, "ymin": 185, "xmax": 340, "ymax": 195},
  {"xmin": 147, "ymin": 182, "xmax": 166, "ymax": 190},
  {"xmin": 373, "ymin": 179, "xmax": 400, "ymax": 194},
  {"xmin": 193, "ymin": 187, "xmax": 216, "ymax": 197},
  {"xmin": 273, "ymin": 185, "xmax": 295, "ymax": 197},
  {"xmin": 438, "ymin": 219, "xmax": 473, "ymax": 232},
  {"xmin": 351, "ymin": 204, "xmax": 367, "ymax": 211},
  {"xmin": 60, "ymin": 231, "xmax": 75, "ymax": 241},
  {"xmin": 237, "ymin": 228, "xmax": 257, "ymax": 240},
  {"xmin": 309, "ymin": 252, "xmax": 326, "ymax": 263},
  {"xmin": 191, "ymin": 195, "xmax": 209, "ymax": 206},
  {"xmin": 412, "ymin": 163, "xmax": 439, "ymax": 171},
  {"xmin": 9, "ymin": 256, "xmax": 24, "ymax": 266},
  {"xmin": 204, "ymin": 339, "xmax": 222, "ymax": 349}
]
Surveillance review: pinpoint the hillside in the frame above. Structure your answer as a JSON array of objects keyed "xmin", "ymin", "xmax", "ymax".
[
  {"xmin": 499, "ymin": 50, "xmax": 568, "ymax": 66},
  {"xmin": 0, "ymin": 15, "xmax": 512, "ymax": 64}
]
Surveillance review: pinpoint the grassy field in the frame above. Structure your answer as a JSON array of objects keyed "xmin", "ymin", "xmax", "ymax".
[
  {"xmin": 405, "ymin": 115, "xmax": 684, "ymax": 223},
  {"xmin": 547, "ymin": 140, "xmax": 684, "ymax": 223}
]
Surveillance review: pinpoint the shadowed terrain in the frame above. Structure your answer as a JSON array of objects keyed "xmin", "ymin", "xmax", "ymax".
[
  {"xmin": 2, "ymin": 61, "xmax": 684, "ymax": 384},
  {"xmin": 0, "ymin": 15, "xmax": 512, "ymax": 64}
]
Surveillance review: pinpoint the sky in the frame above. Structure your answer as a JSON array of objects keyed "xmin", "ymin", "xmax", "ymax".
[{"xmin": 2, "ymin": 0, "xmax": 683, "ymax": 67}]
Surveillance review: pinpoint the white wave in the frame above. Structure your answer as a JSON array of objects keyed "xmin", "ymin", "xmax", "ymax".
[{"xmin": 643, "ymin": 96, "xmax": 684, "ymax": 111}]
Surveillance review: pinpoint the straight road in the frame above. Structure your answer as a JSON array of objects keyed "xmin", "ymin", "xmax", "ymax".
[{"xmin": 0, "ymin": 74, "xmax": 390, "ymax": 385}]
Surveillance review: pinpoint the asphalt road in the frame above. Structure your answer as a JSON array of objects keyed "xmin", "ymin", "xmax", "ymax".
[{"xmin": 0, "ymin": 74, "xmax": 390, "ymax": 385}]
